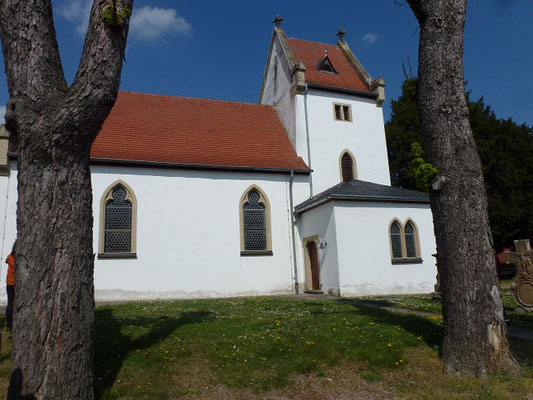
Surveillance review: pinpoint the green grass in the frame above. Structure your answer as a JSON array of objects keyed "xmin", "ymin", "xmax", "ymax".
[
  {"xmin": 358, "ymin": 289, "xmax": 533, "ymax": 330},
  {"xmin": 93, "ymin": 297, "xmax": 436, "ymax": 397},
  {"xmin": 0, "ymin": 296, "xmax": 532, "ymax": 399}
]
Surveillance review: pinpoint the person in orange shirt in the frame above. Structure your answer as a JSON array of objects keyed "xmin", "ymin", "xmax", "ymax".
[{"xmin": 5, "ymin": 242, "xmax": 15, "ymax": 330}]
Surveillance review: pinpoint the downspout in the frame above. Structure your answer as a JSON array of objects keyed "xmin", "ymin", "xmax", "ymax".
[
  {"xmin": 303, "ymin": 84, "xmax": 313, "ymax": 197},
  {"xmin": 289, "ymin": 169, "xmax": 299, "ymax": 294}
]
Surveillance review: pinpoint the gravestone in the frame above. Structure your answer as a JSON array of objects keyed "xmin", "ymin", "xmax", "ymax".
[
  {"xmin": 431, "ymin": 253, "xmax": 441, "ymax": 301},
  {"xmin": 505, "ymin": 239, "xmax": 533, "ymax": 313}
]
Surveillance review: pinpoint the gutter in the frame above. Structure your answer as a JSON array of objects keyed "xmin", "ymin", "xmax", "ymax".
[
  {"xmin": 7, "ymin": 153, "xmax": 310, "ymax": 176},
  {"xmin": 306, "ymin": 83, "xmax": 379, "ymax": 100}
]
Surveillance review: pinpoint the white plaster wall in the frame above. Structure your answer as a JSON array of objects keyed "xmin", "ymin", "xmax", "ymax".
[
  {"xmin": 297, "ymin": 202, "xmax": 340, "ymax": 296},
  {"xmin": 0, "ymin": 164, "xmax": 17, "ymax": 286},
  {"xmin": 0, "ymin": 163, "xmax": 310, "ymax": 301},
  {"xmin": 260, "ymin": 35, "xmax": 297, "ymax": 147},
  {"xmin": 92, "ymin": 166, "xmax": 310, "ymax": 300},
  {"xmin": 333, "ymin": 201, "xmax": 437, "ymax": 296},
  {"xmin": 294, "ymin": 89, "xmax": 392, "ymax": 195}
]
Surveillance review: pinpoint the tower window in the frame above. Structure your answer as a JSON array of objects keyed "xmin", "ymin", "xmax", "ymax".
[
  {"xmin": 333, "ymin": 103, "xmax": 352, "ymax": 122},
  {"xmin": 341, "ymin": 153, "xmax": 354, "ymax": 182}
]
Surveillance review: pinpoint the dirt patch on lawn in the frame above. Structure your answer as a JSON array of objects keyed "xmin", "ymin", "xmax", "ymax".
[{"xmin": 170, "ymin": 359, "xmax": 398, "ymax": 400}]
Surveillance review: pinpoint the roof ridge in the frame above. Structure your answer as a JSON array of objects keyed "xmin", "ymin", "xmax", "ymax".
[
  {"xmin": 287, "ymin": 37, "xmax": 339, "ymax": 48},
  {"xmin": 119, "ymin": 91, "xmax": 275, "ymax": 109}
]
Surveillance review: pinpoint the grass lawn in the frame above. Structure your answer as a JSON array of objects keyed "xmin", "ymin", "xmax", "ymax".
[
  {"xmin": 358, "ymin": 289, "xmax": 533, "ymax": 330},
  {"xmin": 0, "ymin": 296, "xmax": 531, "ymax": 399}
]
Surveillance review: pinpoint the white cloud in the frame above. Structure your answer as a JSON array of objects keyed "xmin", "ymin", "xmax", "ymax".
[
  {"xmin": 130, "ymin": 6, "xmax": 192, "ymax": 41},
  {"xmin": 57, "ymin": 2, "xmax": 192, "ymax": 42},
  {"xmin": 0, "ymin": 106, "xmax": 5, "ymax": 124},
  {"xmin": 57, "ymin": 0, "xmax": 92, "ymax": 35},
  {"xmin": 362, "ymin": 33, "xmax": 379, "ymax": 44}
]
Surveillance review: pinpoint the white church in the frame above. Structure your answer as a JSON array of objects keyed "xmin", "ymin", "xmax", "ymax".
[{"xmin": 0, "ymin": 23, "xmax": 437, "ymax": 301}]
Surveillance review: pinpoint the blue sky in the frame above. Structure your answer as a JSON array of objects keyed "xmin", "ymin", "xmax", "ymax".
[{"xmin": 0, "ymin": 0, "xmax": 532, "ymax": 127}]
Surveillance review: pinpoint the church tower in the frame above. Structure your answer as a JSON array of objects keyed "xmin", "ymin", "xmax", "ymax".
[{"xmin": 259, "ymin": 17, "xmax": 390, "ymax": 195}]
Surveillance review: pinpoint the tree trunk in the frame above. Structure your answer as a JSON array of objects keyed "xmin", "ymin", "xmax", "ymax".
[
  {"xmin": 406, "ymin": 0, "xmax": 518, "ymax": 375},
  {"xmin": 0, "ymin": 1, "xmax": 133, "ymax": 398},
  {"xmin": 10, "ymin": 151, "xmax": 95, "ymax": 399}
]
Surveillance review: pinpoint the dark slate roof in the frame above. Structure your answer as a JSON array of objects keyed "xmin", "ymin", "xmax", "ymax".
[{"xmin": 295, "ymin": 180, "xmax": 430, "ymax": 214}]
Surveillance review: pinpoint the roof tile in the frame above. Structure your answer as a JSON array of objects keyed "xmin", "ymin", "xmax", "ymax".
[
  {"xmin": 287, "ymin": 38, "xmax": 369, "ymax": 92},
  {"xmin": 91, "ymin": 91, "xmax": 309, "ymax": 171}
]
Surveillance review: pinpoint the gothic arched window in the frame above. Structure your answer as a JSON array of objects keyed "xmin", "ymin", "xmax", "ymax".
[
  {"xmin": 404, "ymin": 221, "xmax": 417, "ymax": 258},
  {"xmin": 340, "ymin": 150, "xmax": 358, "ymax": 182},
  {"xmin": 240, "ymin": 186, "xmax": 272, "ymax": 255},
  {"xmin": 390, "ymin": 221, "xmax": 403, "ymax": 259},
  {"xmin": 389, "ymin": 218, "xmax": 421, "ymax": 262},
  {"xmin": 98, "ymin": 181, "xmax": 137, "ymax": 257}
]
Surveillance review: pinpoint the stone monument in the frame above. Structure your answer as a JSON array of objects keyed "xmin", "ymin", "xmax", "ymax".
[
  {"xmin": 505, "ymin": 239, "xmax": 533, "ymax": 313},
  {"xmin": 431, "ymin": 253, "xmax": 441, "ymax": 301}
]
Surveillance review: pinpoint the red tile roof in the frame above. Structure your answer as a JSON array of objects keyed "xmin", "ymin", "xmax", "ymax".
[
  {"xmin": 287, "ymin": 38, "xmax": 370, "ymax": 92},
  {"xmin": 91, "ymin": 91, "xmax": 309, "ymax": 171}
]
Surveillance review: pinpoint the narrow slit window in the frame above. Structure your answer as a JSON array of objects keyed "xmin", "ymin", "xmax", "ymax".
[
  {"xmin": 343, "ymin": 105, "xmax": 351, "ymax": 121},
  {"xmin": 334, "ymin": 104, "xmax": 342, "ymax": 120}
]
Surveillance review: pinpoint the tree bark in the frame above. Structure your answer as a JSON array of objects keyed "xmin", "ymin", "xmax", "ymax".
[
  {"xmin": 0, "ymin": 1, "xmax": 133, "ymax": 398},
  {"xmin": 405, "ymin": 0, "xmax": 518, "ymax": 375}
]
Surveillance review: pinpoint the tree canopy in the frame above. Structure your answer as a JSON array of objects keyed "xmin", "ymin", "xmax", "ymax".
[{"xmin": 386, "ymin": 78, "xmax": 533, "ymax": 248}]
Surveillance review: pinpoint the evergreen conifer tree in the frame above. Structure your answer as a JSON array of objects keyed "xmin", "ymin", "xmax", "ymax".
[{"xmin": 386, "ymin": 79, "xmax": 533, "ymax": 248}]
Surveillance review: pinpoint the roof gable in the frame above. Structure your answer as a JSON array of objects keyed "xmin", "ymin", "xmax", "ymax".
[{"xmin": 91, "ymin": 91, "xmax": 309, "ymax": 172}]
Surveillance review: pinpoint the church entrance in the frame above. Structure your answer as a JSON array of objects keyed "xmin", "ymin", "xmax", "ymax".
[{"xmin": 303, "ymin": 237, "xmax": 321, "ymax": 293}]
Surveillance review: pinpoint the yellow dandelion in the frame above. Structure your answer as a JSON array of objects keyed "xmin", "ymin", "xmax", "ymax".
[{"xmin": 387, "ymin": 343, "xmax": 392, "ymax": 347}]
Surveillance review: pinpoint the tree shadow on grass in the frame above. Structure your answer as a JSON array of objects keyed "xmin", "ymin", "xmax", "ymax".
[
  {"xmin": 336, "ymin": 299, "xmax": 443, "ymax": 353},
  {"xmin": 353, "ymin": 299, "xmax": 396, "ymax": 308},
  {"xmin": 509, "ymin": 337, "xmax": 533, "ymax": 366},
  {"xmin": 94, "ymin": 308, "xmax": 213, "ymax": 399}
]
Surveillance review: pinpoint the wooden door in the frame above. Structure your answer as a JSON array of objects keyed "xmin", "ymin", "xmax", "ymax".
[{"xmin": 306, "ymin": 241, "xmax": 320, "ymax": 290}]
